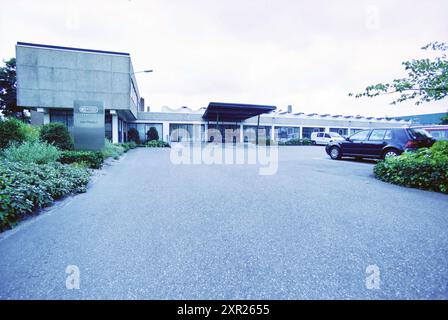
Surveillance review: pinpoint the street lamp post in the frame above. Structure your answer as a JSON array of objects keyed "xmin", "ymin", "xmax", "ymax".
[
  {"xmin": 130, "ymin": 69, "xmax": 153, "ymax": 112},
  {"xmin": 132, "ymin": 69, "xmax": 153, "ymax": 75}
]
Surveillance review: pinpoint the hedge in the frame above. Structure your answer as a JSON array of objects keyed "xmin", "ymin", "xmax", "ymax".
[
  {"xmin": 2, "ymin": 141, "xmax": 61, "ymax": 164},
  {"xmin": 40, "ymin": 123, "xmax": 74, "ymax": 150},
  {"xmin": 278, "ymin": 138, "xmax": 312, "ymax": 145},
  {"xmin": 145, "ymin": 140, "xmax": 170, "ymax": 148},
  {"xmin": 0, "ymin": 118, "xmax": 26, "ymax": 149},
  {"xmin": 0, "ymin": 160, "xmax": 90, "ymax": 231},
  {"xmin": 374, "ymin": 141, "xmax": 448, "ymax": 194},
  {"xmin": 119, "ymin": 141, "xmax": 137, "ymax": 152},
  {"xmin": 59, "ymin": 150, "xmax": 104, "ymax": 169}
]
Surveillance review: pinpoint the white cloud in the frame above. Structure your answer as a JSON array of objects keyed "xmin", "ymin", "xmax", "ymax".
[{"xmin": 1, "ymin": 0, "xmax": 447, "ymax": 116}]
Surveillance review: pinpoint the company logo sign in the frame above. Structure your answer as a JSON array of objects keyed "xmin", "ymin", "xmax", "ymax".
[{"xmin": 78, "ymin": 106, "xmax": 99, "ymax": 114}]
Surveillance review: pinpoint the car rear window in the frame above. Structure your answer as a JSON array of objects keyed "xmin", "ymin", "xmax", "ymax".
[{"xmin": 407, "ymin": 128, "xmax": 431, "ymax": 139}]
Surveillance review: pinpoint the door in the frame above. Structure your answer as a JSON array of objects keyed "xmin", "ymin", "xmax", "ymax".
[
  {"xmin": 316, "ymin": 132, "xmax": 324, "ymax": 144},
  {"xmin": 364, "ymin": 129, "xmax": 388, "ymax": 157},
  {"xmin": 341, "ymin": 130, "xmax": 370, "ymax": 155}
]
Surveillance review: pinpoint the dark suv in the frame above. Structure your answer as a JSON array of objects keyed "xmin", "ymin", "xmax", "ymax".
[{"xmin": 325, "ymin": 128, "xmax": 435, "ymax": 160}]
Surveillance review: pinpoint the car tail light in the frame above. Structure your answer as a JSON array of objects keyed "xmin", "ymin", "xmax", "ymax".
[{"xmin": 405, "ymin": 140, "xmax": 419, "ymax": 148}]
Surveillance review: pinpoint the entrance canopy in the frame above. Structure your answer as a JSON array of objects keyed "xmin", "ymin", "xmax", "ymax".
[{"xmin": 202, "ymin": 102, "xmax": 276, "ymax": 122}]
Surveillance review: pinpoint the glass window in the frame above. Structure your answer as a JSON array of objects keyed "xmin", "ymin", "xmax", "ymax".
[
  {"xmin": 170, "ymin": 123, "xmax": 193, "ymax": 142},
  {"xmin": 350, "ymin": 130, "xmax": 369, "ymax": 141},
  {"xmin": 130, "ymin": 79, "xmax": 139, "ymax": 109},
  {"xmin": 407, "ymin": 128, "xmax": 431, "ymax": 139},
  {"xmin": 369, "ymin": 129, "xmax": 387, "ymax": 141},
  {"xmin": 317, "ymin": 133, "xmax": 324, "ymax": 138},
  {"xmin": 145, "ymin": 123, "xmax": 163, "ymax": 141},
  {"xmin": 50, "ymin": 109, "xmax": 74, "ymax": 135},
  {"xmin": 118, "ymin": 119, "xmax": 123, "ymax": 143},
  {"xmin": 330, "ymin": 128, "xmax": 348, "ymax": 136},
  {"xmin": 324, "ymin": 133, "xmax": 331, "ymax": 138},
  {"xmin": 384, "ymin": 130, "xmax": 392, "ymax": 140},
  {"xmin": 302, "ymin": 127, "xmax": 324, "ymax": 139},
  {"xmin": 273, "ymin": 126, "xmax": 298, "ymax": 142},
  {"xmin": 105, "ymin": 111, "xmax": 112, "ymax": 141}
]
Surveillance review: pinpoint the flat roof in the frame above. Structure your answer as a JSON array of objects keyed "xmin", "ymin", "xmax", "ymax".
[
  {"xmin": 202, "ymin": 102, "xmax": 276, "ymax": 122},
  {"xmin": 16, "ymin": 42, "xmax": 130, "ymax": 56}
]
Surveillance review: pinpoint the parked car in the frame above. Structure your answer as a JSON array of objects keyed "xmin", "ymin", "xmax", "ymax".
[
  {"xmin": 325, "ymin": 127, "xmax": 435, "ymax": 160},
  {"xmin": 311, "ymin": 132, "xmax": 345, "ymax": 145},
  {"xmin": 409, "ymin": 125, "xmax": 448, "ymax": 141}
]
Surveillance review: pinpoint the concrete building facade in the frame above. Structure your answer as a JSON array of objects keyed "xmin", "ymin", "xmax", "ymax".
[{"xmin": 16, "ymin": 42, "xmax": 411, "ymax": 146}]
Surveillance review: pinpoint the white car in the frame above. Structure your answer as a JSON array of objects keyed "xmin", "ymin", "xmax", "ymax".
[{"xmin": 311, "ymin": 132, "xmax": 345, "ymax": 145}]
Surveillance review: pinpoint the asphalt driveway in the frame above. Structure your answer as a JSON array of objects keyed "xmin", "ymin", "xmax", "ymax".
[{"xmin": 1, "ymin": 146, "xmax": 447, "ymax": 299}]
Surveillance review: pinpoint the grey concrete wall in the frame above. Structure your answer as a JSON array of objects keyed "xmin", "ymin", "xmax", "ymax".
[
  {"xmin": 245, "ymin": 115, "xmax": 408, "ymax": 128},
  {"xmin": 137, "ymin": 111, "xmax": 204, "ymax": 122},
  {"xmin": 16, "ymin": 44, "xmax": 137, "ymax": 117},
  {"xmin": 135, "ymin": 111, "xmax": 409, "ymax": 129}
]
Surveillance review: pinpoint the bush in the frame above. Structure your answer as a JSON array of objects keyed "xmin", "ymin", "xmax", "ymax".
[
  {"xmin": 128, "ymin": 128, "xmax": 141, "ymax": 144},
  {"xmin": 0, "ymin": 160, "xmax": 90, "ymax": 231},
  {"xmin": 374, "ymin": 141, "xmax": 448, "ymax": 194},
  {"xmin": 121, "ymin": 143, "xmax": 130, "ymax": 152},
  {"xmin": 278, "ymin": 138, "xmax": 312, "ymax": 146},
  {"xmin": 40, "ymin": 123, "xmax": 74, "ymax": 150},
  {"xmin": 59, "ymin": 150, "xmax": 104, "ymax": 169},
  {"xmin": 145, "ymin": 140, "xmax": 170, "ymax": 148},
  {"xmin": 101, "ymin": 139, "xmax": 125, "ymax": 159},
  {"xmin": 2, "ymin": 141, "xmax": 61, "ymax": 164},
  {"xmin": 20, "ymin": 124, "xmax": 41, "ymax": 143},
  {"xmin": 119, "ymin": 141, "xmax": 137, "ymax": 152},
  {"xmin": 0, "ymin": 118, "xmax": 26, "ymax": 149},
  {"xmin": 302, "ymin": 138, "xmax": 312, "ymax": 145},
  {"xmin": 127, "ymin": 141, "xmax": 137, "ymax": 149},
  {"xmin": 147, "ymin": 127, "xmax": 159, "ymax": 141}
]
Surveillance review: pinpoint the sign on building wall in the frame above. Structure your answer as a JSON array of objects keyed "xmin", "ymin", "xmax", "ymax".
[{"xmin": 73, "ymin": 100, "xmax": 105, "ymax": 150}]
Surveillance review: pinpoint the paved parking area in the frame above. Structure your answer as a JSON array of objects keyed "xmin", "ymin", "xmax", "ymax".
[{"xmin": 1, "ymin": 146, "xmax": 448, "ymax": 299}]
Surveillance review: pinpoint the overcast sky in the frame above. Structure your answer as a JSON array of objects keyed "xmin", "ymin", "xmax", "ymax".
[{"xmin": 1, "ymin": 0, "xmax": 447, "ymax": 116}]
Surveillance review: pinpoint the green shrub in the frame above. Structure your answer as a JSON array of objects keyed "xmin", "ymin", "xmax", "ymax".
[
  {"xmin": 119, "ymin": 142, "xmax": 137, "ymax": 152},
  {"xmin": 278, "ymin": 138, "xmax": 312, "ymax": 146},
  {"xmin": 374, "ymin": 141, "xmax": 448, "ymax": 193},
  {"xmin": 119, "ymin": 141, "xmax": 137, "ymax": 152},
  {"xmin": 145, "ymin": 140, "xmax": 170, "ymax": 148},
  {"xmin": 0, "ymin": 118, "xmax": 26, "ymax": 149},
  {"xmin": 0, "ymin": 160, "xmax": 90, "ymax": 231},
  {"xmin": 20, "ymin": 124, "xmax": 41, "ymax": 143},
  {"xmin": 147, "ymin": 127, "xmax": 159, "ymax": 141},
  {"xmin": 128, "ymin": 128, "xmax": 141, "ymax": 144},
  {"xmin": 101, "ymin": 139, "xmax": 125, "ymax": 159},
  {"xmin": 127, "ymin": 141, "xmax": 137, "ymax": 149},
  {"xmin": 40, "ymin": 123, "xmax": 74, "ymax": 150},
  {"xmin": 302, "ymin": 138, "xmax": 312, "ymax": 145},
  {"xmin": 2, "ymin": 141, "xmax": 61, "ymax": 164},
  {"xmin": 59, "ymin": 150, "xmax": 104, "ymax": 169}
]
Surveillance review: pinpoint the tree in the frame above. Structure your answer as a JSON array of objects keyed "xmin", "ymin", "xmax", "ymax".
[
  {"xmin": 40, "ymin": 123, "xmax": 74, "ymax": 150},
  {"xmin": 0, "ymin": 118, "xmax": 26, "ymax": 149},
  {"xmin": 127, "ymin": 127, "xmax": 141, "ymax": 144},
  {"xmin": 350, "ymin": 42, "xmax": 448, "ymax": 105},
  {"xmin": 0, "ymin": 58, "xmax": 26, "ymax": 119},
  {"xmin": 441, "ymin": 113, "xmax": 448, "ymax": 125},
  {"xmin": 146, "ymin": 127, "xmax": 159, "ymax": 141}
]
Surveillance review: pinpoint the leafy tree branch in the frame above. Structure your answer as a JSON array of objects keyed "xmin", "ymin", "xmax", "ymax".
[{"xmin": 349, "ymin": 42, "xmax": 448, "ymax": 105}]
